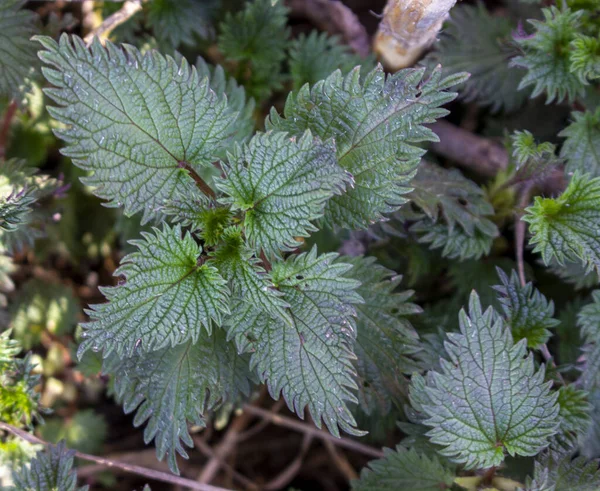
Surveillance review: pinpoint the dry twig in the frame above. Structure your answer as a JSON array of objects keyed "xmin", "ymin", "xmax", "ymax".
[
  {"xmin": 264, "ymin": 433, "xmax": 313, "ymax": 490},
  {"xmin": 0, "ymin": 422, "xmax": 229, "ymax": 491},
  {"xmin": 83, "ymin": 0, "xmax": 144, "ymax": 46},
  {"xmin": 286, "ymin": 0, "xmax": 370, "ymax": 56},
  {"xmin": 197, "ymin": 410, "xmax": 255, "ymax": 484},
  {"xmin": 0, "ymin": 101, "xmax": 17, "ymax": 161},
  {"xmin": 242, "ymin": 405, "xmax": 384, "ymax": 459}
]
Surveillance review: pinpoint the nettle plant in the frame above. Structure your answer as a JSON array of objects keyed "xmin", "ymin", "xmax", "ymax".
[
  {"xmin": 2, "ymin": 0, "xmax": 600, "ymax": 489},
  {"xmin": 31, "ymin": 31, "xmax": 467, "ymax": 470}
]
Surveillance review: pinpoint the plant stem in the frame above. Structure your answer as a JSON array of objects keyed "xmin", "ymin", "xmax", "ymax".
[
  {"xmin": 178, "ymin": 161, "xmax": 217, "ymax": 200},
  {"xmin": 286, "ymin": 0, "xmax": 370, "ymax": 56},
  {"xmin": 0, "ymin": 422, "xmax": 230, "ymax": 491},
  {"xmin": 515, "ymin": 183, "xmax": 533, "ymax": 288},
  {"xmin": 0, "ymin": 101, "xmax": 17, "ymax": 161},
  {"xmin": 84, "ymin": 0, "xmax": 144, "ymax": 46},
  {"xmin": 242, "ymin": 405, "xmax": 384, "ymax": 459}
]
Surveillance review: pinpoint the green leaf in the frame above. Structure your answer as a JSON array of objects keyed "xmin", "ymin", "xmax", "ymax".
[
  {"xmin": 578, "ymin": 290, "xmax": 600, "ymax": 342},
  {"xmin": 512, "ymin": 7, "xmax": 585, "ymax": 104},
  {"xmin": 0, "ymin": 159, "xmax": 60, "ymax": 253},
  {"xmin": 35, "ymin": 34, "xmax": 243, "ymax": 223},
  {"xmin": 217, "ymin": 131, "xmax": 349, "ymax": 257},
  {"xmin": 193, "ymin": 56, "xmax": 255, "ymax": 142},
  {"xmin": 407, "ymin": 162, "xmax": 499, "ymax": 261},
  {"xmin": 146, "ymin": 0, "xmax": 214, "ymax": 48},
  {"xmin": 211, "ymin": 226, "xmax": 291, "ymax": 324},
  {"xmin": 559, "ymin": 110, "xmax": 600, "ymax": 177},
  {"xmin": 411, "ymin": 220, "xmax": 495, "ymax": 261},
  {"xmin": 523, "ymin": 450, "xmax": 600, "ymax": 491},
  {"xmin": 289, "ymin": 31, "xmax": 374, "ymax": 92},
  {"xmin": 523, "ymin": 173, "xmax": 600, "ymax": 273},
  {"xmin": 346, "ymin": 256, "xmax": 422, "ymax": 414},
  {"xmin": 570, "ymin": 35, "xmax": 600, "ymax": 83},
  {"xmin": 0, "ymin": 330, "xmax": 20, "ymax": 372},
  {"xmin": 547, "ymin": 257, "xmax": 600, "ymax": 290},
  {"xmin": 11, "ymin": 441, "xmax": 88, "ymax": 491},
  {"xmin": 493, "ymin": 269, "xmax": 559, "ymax": 349},
  {"xmin": 268, "ymin": 66, "xmax": 467, "ymax": 229},
  {"xmin": 512, "ymin": 130, "xmax": 557, "ymax": 168},
  {"xmin": 227, "ymin": 247, "xmax": 364, "ymax": 436},
  {"xmin": 352, "ymin": 446, "xmax": 456, "ymax": 491},
  {"xmin": 78, "ymin": 225, "xmax": 230, "ymax": 358},
  {"xmin": 105, "ymin": 329, "xmax": 254, "ymax": 474},
  {"xmin": 0, "ymin": 0, "xmax": 38, "ymax": 103},
  {"xmin": 408, "ymin": 162, "xmax": 498, "ymax": 236},
  {"xmin": 556, "ymin": 385, "xmax": 591, "ymax": 442},
  {"xmin": 417, "ymin": 291, "xmax": 559, "ymax": 469},
  {"xmin": 425, "ymin": 3, "xmax": 527, "ymax": 112},
  {"xmin": 218, "ymin": 0, "xmax": 289, "ymax": 100}
]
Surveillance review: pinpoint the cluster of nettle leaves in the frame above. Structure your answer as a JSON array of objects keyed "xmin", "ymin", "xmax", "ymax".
[{"xmin": 2, "ymin": 0, "xmax": 600, "ymax": 489}]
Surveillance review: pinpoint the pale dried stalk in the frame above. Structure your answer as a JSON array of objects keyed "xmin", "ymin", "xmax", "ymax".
[
  {"xmin": 374, "ymin": 0, "xmax": 457, "ymax": 69},
  {"xmin": 83, "ymin": 0, "xmax": 144, "ymax": 46}
]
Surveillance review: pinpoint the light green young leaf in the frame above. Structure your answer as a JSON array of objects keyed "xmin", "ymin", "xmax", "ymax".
[
  {"xmin": 493, "ymin": 269, "xmax": 559, "ymax": 349},
  {"xmin": 105, "ymin": 329, "xmax": 255, "ymax": 474},
  {"xmin": 512, "ymin": 7, "xmax": 585, "ymax": 104},
  {"xmin": 217, "ymin": 131, "xmax": 349, "ymax": 257},
  {"xmin": 556, "ymin": 385, "xmax": 591, "ymax": 442},
  {"xmin": 523, "ymin": 173, "xmax": 600, "ymax": 273},
  {"xmin": 523, "ymin": 450, "xmax": 600, "ymax": 491},
  {"xmin": 0, "ymin": 0, "xmax": 38, "ymax": 103},
  {"xmin": 345, "ymin": 256, "xmax": 422, "ymax": 414},
  {"xmin": 352, "ymin": 446, "xmax": 456, "ymax": 491},
  {"xmin": 211, "ymin": 226, "xmax": 291, "ymax": 325},
  {"xmin": 570, "ymin": 35, "xmax": 600, "ymax": 84},
  {"xmin": 418, "ymin": 291, "xmax": 559, "ymax": 469},
  {"xmin": 268, "ymin": 65, "xmax": 467, "ymax": 229},
  {"xmin": 0, "ymin": 330, "xmax": 20, "ymax": 372},
  {"xmin": 559, "ymin": 110, "xmax": 600, "ymax": 177},
  {"xmin": 226, "ymin": 247, "xmax": 363, "ymax": 436},
  {"xmin": 11, "ymin": 441, "xmax": 88, "ymax": 491},
  {"xmin": 35, "ymin": 34, "xmax": 243, "ymax": 223},
  {"xmin": 78, "ymin": 225, "xmax": 230, "ymax": 358}
]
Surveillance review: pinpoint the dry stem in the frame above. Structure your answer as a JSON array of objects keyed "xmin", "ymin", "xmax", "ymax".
[
  {"xmin": 0, "ymin": 422, "xmax": 229, "ymax": 491},
  {"xmin": 84, "ymin": 0, "xmax": 144, "ymax": 46}
]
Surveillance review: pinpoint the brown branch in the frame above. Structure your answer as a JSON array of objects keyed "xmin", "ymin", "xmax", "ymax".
[
  {"xmin": 197, "ymin": 410, "xmax": 255, "ymax": 484},
  {"xmin": 0, "ymin": 101, "xmax": 17, "ymax": 161},
  {"xmin": 429, "ymin": 120, "xmax": 567, "ymax": 196},
  {"xmin": 323, "ymin": 439, "xmax": 359, "ymax": 481},
  {"xmin": 0, "ymin": 422, "xmax": 229, "ymax": 491},
  {"xmin": 515, "ymin": 184, "xmax": 533, "ymax": 289},
  {"xmin": 429, "ymin": 120, "xmax": 509, "ymax": 178},
  {"xmin": 84, "ymin": 0, "xmax": 144, "ymax": 46},
  {"xmin": 286, "ymin": 0, "xmax": 370, "ymax": 57},
  {"xmin": 193, "ymin": 437, "xmax": 259, "ymax": 491},
  {"xmin": 242, "ymin": 405, "xmax": 384, "ymax": 459},
  {"xmin": 179, "ymin": 161, "xmax": 217, "ymax": 200},
  {"xmin": 264, "ymin": 433, "xmax": 313, "ymax": 490}
]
